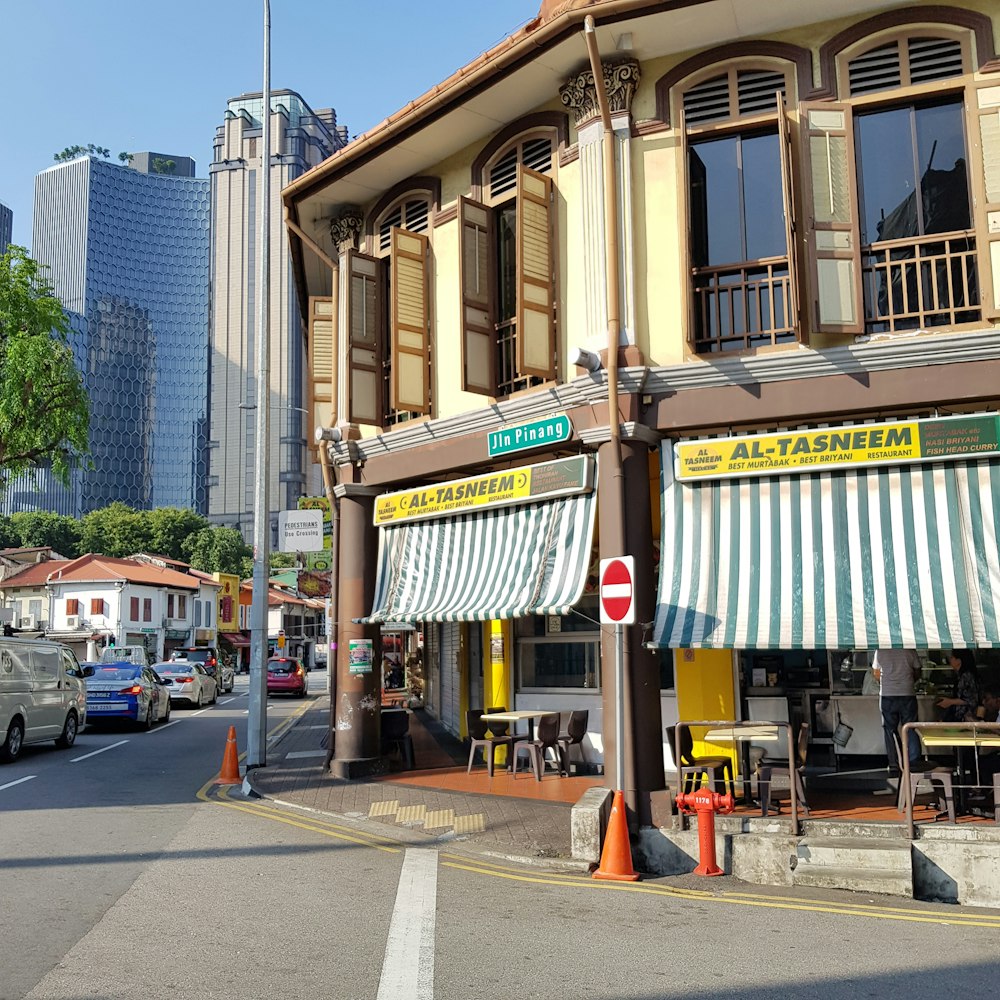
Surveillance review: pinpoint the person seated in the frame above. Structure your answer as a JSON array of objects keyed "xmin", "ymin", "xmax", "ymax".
[{"xmin": 935, "ymin": 649, "xmax": 982, "ymax": 722}]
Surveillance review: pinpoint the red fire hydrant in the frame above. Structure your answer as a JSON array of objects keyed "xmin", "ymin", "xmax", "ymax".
[{"xmin": 675, "ymin": 787, "xmax": 734, "ymax": 876}]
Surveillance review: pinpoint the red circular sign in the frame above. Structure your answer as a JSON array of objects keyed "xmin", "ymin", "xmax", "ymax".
[{"xmin": 600, "ymin": 559, "xmax": 633, "ymax": 622}]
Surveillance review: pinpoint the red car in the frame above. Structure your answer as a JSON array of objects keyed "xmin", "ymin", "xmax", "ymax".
[{"xmin": 266, "ymin": 657, "xmax": 307, "ymax": 697}]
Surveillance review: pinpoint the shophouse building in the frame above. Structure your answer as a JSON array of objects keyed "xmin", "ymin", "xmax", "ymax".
[
  {"xmin": 1, "ymin": 155, "xmax": 211, "ymax": 517},
  {"xmin": 285, "ymin": 0, "xmax": 1000, "ymax": 881},
  {"xmin": 207, "ymin": 91, "xmax": 347, "ymax": 538}
]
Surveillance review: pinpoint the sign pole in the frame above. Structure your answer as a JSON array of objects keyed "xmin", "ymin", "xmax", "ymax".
[{"xmin": 615, "ymin": 621, "xmax": 624, "ymax": 793}]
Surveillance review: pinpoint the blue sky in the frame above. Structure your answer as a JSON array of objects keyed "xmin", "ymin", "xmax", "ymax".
[{"xmin": 0, "ymin": 0, "xmax": 541, "ymax": 249}]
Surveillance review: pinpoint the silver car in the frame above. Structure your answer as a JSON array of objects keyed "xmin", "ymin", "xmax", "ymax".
[{"xmin": 154, "ymin": 660, "xmax": 218, "ymax": 708}]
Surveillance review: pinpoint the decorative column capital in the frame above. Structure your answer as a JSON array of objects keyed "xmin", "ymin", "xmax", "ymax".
[
  {"xmin": 560, "ymin": 58, "xmax": 641, "ymax": 128},
  {"xmin": 329, "ymin": 206, "xmax": 364, "ymax": 254}
]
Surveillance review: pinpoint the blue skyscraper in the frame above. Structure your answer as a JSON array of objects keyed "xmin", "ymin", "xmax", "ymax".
[
  {"xmin": 0, "ymin": 200, "xmax": 11, "ymax": 254},
  {"xmin": 2, "ymin": 155, "xmax": 210, "ymax": 516}
]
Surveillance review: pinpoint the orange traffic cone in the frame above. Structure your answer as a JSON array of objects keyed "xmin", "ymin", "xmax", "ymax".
[
  {"xmin": 592, "ymin": 789, "xmax": 640, "ymax": 881},
  {"xmin": 217, "ymin": 725, "xmax": 241, "ymax": 784}
]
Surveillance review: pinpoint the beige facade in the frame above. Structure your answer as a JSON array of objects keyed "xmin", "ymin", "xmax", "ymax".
[
  {"xmin": 286, "ymin": 0, "xmax": 1000, "ymax": 815},
  {"xmin": 208, "ymin": 91, "xmax": 345, "ymax": 534}
]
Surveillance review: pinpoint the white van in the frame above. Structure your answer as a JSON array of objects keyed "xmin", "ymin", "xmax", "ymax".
[
  {"xmin": 98, "ymin": 644, "xmax": 150, "ymax": 668},
  {"xmin": 0, "ymin": 638, "xmax": 90, "ymax": 763}
]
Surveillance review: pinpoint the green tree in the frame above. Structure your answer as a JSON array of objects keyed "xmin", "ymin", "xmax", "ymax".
[
  {"xmin": 147, "ymin": 507, "xmax": 210, "ymax": 561},
  {"xmin": 0, "ymin": 514, "xmax": 16, "ymax": 549},
  {"xmin": 183, "ymin": 526, "xmax": 251, "ymax": 577},
  {"xmin": 78, "ymin": 502, "xmax": 153, "ymax": 558},
  {"xmin": 118, "ymin": 151, "xmax": 133, "ymax": 165},
  {"xmin": 0, "ymin": 246, "xmax": 90, "ymax": 492},
  {"xmin": 150, "ymin": 158, "xmax": 176, "ymax": 175},
  {"xmin": 8, "ymin": 511, "xmax": 81, "ymax": 555},
  {"xmin": 269, "ymin": 551, "xmax": 296, "ymax": 569}
]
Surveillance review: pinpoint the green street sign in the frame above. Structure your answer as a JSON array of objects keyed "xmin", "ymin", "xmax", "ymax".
[
  {"xmin": 487, "ymin": 414, "xmax": 571, "ymax": 458},
  {"xmin": 140, "ymin": 627, "xmax": 157, "ymax": 634}
]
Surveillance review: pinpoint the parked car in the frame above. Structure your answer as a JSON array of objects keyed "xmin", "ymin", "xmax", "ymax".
[
  {"xmin": 98, "ymin": 644, "xmax": 151, "ymax": 668},
  {"xmin": 0, "ymin": 637, "xmax": 90, "ymax": 763},
  {"xmin": 154, "ymin": 660, "xmax": 218, "ymax": 708},
  {"xmin": 85, "ymin": 663, "xmax": 171, "ymax": 730},
  {"xmin": 266, "ymin": 657, "xmax": 307, "ymax": 697},
  {"xmin": 169, "ymin": 647, "xmax": 232, "ymax": 691}
]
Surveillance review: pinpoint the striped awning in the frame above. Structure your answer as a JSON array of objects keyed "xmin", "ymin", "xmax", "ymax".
[
  {"xmin": 652, "ymin": 440, "xmax": 1000, "ymax": 649},
  {"xmin": 359, "ymin": 491, "xmax": 597, "ymax": 624}
]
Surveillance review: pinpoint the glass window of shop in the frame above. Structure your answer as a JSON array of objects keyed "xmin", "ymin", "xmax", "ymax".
[{"xmin": 517, "ymin": 596, "xmax": 600, "ymax": 690}]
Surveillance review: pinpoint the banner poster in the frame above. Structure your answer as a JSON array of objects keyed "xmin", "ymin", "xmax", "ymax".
[
  {"xmin": 348, "ymin": 638, "xmax": 373, "ymax": 674},
  {"xmin": 297, "ymin": 495, "xmax": 332, "ymax": 598}
]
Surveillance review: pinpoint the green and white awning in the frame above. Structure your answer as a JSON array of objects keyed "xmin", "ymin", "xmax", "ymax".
[
  {"xmin": 359, "ymin": 490, "xmax": 597, "ymax": 624},
  {"xmin": 652, "ymin": 440, "xmax": 1000, "ymax": 649}
]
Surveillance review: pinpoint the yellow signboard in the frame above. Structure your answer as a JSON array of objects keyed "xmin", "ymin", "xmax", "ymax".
[
  {"xmin": 214, "ymin": 573, "xmax": 240, "ymax": 631},
  {"xmin": 674, "ymin": 414, "xmax": 1000, "ymax": 481},
  {"xmin": 374, "ymin": 455, "xmax": 593, "ymax": 526}
]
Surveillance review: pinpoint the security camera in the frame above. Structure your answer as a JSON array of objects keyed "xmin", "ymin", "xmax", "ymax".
[
  {"xmin": 314, "ymin": 426, "xmax": 343, "ymax": 444},
  {"xmin": 570, "ymin": 346, "xmax": 602, "ymax": 372}
]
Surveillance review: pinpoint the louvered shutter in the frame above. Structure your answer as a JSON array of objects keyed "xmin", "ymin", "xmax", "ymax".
[
  {"xmin": 972, "ymin": 82, "xmax": 1000, "ymax": 319},
  {"xmin": 515, "ymin": 165, "xmax": 556, "ymax": 379},
  {"xmin": 459, "ymin": 196, "xmax": 496, "ymax": 395},
  {"xmin": 390, "ymin": 227, "xmax": 430, "ymax": 414},
  {"xmin": 307, "ymin": 296, "xmax": 334, "ymax": 451},
  {"xmin": 800, "ymin": 101, "xmax": 864, "ymax": 335},
  {"xmin": 679, "ymin": 111, "xmax": 696, "ymax": 343},
  {"xmin": 776, "ymin": 96, "xmax": 801, "ymax": 336},
  {"xmin": 346, "ymin": 250, "xmax": 382, "ymax": 425}
]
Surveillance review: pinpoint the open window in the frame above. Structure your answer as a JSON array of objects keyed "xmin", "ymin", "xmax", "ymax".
[
  {"xmin": 677, "ymin": 65, "xmax": 799, "ymax": 353},
  {"xmin": 460, "ymin": 134, "xmax": 557, "ymax": 396}
]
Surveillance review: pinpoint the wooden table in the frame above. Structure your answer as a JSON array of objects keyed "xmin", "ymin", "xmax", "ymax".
[
  {"xmin": 704, "ymin": 724, "xmax": 781, "ymax": 804},
  {"xmin": 481, "ymin": 709, "xmax": 553, "ymax": 742}
]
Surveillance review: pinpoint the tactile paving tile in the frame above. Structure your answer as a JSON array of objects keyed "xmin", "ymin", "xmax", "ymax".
[
  {"xmin": 422, "ymin": 809, "xmax": 456, "ymax": 830},
  {"xmin": 368, "ymin": 800, "xmax": 400, "ymax": 819},
  {"xmin": 453, "ymin": 814, "xmax": 486, "ymax": 835},
  {"xmin": 395, "ymin": 804, "xmax": 428, "ymax": 824}
]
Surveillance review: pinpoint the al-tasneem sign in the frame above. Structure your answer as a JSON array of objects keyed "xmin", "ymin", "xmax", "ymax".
[
  {"xmin": 374, "ymin": 455, "xmax": 594, "ymax": 526},
  {"xmin": 674, "ymin": 413, "xmax": 1000, "ymax": 482},
  {"xmin": 487, "ymin": 413, "xmax": 571, "ymax": 458}
]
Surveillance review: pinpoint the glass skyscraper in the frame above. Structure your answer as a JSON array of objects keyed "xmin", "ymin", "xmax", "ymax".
[
  {"xmin": 0, "ymin": 200, "xmax": 11, "ymax": 253},
  {"xmin": 2, "ymin": 155, "xmax": 210, "ymax": 516}
]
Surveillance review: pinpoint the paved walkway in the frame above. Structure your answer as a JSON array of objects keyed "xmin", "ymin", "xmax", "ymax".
[{"xmin": 246, "ymin": 695, "xmax": 598, "ymax": 864}]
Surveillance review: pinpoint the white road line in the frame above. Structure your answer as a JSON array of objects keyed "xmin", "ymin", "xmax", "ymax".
[
  {"xmin": 189, "ymin": 707, "xmax": 211, "ymax": 717},
  {"xmin": 0, "ymin": 775, "xmax": 36, "ymax": 792},
  {"xmin": 284, "ymin": 750, "xmax": 326, "ymax": 759},
  {"xmin": 377, "ymin": 849, "xmax": 438, "ymax": 1000},
  {"xmin": 71, "ymin": 740, "xmax": 129, "ymax": 762},
  {"xmin": 218, "ymin": 697, "xmax": 237, "ymax": 705},
  {"xmin": 146, "ymin": 720, "xmax": 182, "ymax": 733}
]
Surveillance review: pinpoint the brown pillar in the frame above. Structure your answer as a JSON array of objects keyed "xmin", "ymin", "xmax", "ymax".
[
  {"xmin": 598, "ymin": 432, "xmax": 664, "ymax": 825},
  {"xmin": 331, "ymin": 481, "xmax": 384, "ymax": 778}
]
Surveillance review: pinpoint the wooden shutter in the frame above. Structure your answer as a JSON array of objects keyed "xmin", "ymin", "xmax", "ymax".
[
  {"xmin": 66, "ymin": 598, "xmax": 79, "ymax": 616},
  {"xmin": 800, "ymin": 101, "xmax": 864, "ymax": 335},
  {"xmin": 346, "ymin": 250, "xmax": 382, "ymax": 426},
  {"xmin": 971, "ymin": 81, "xmax": 1000, "ymax": 319},
  {"xmin": 515, "ymin": 165, "xmax": 556, "ymax": 379},
  {"xmin": 390, "ymin": 227, "xmax": 431, "ymax": 414},
  {"xmin": 459, "ymin": 195, "xmax": 496, "ymax": 395},
  {"xmin": 776, "ymin": 95, "xmax": 801, "ymax": 338},
  {"xmin": 307, "ymin": 296, "xmax": 334, "ymax": 452}
]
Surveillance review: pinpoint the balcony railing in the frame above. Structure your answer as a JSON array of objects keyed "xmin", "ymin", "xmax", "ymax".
[
  {"xmin": 861, "ymin": 230, "xmax": 980, "ymax": 334},
  {"xmin": 692, "ymin": 256, "xmax": 795, "ymax": 354},
  {"xmin": 496, "ymin": 318, "xmax": 543, "ymax": 397}
]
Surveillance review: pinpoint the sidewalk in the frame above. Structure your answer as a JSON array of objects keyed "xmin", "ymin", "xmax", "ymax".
[{"xmin": 246, "ymin": 694, "xmax": 602, "ymax": 863}]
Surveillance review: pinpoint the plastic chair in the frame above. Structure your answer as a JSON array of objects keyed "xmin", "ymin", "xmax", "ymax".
[
  {"xmin": 667, "ymin": 725, "xmax": 735, "ymax": 798},
  {"xmin": 891, "ymin": 731, "xmax": 955, "ymax": 823},
  {"xmin": 380, "ymin": 710, "xmax": 415, "ymax": 770},
  {"xmin": 557, "ymin": 710, "xmax": 589, "ymax": 774},
  {"xmin": 756, "ymin": 722, "xmax": 810, "ymax": 816},
  {"xmin": 513, "ymin": 713, "xmax": 566, "ymax": 780},
  {"xmin": 466, "ymin": 710, "xmax": 512, "ymax": 778}
]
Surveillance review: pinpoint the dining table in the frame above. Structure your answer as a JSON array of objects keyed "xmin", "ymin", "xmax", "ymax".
[
  {"xmin": 914, "ymin": 722, "xmax": 1000, "ymax": 812},
  {"xmin": 703, "ymin": 723, "xmax": 782, "ymax": 805},
  {"xmin": 480, "ymin": 709, "xmax": 554, "ymax": 743}
]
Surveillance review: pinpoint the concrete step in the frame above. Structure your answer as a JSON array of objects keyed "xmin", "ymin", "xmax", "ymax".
[
  {"xmin": 793, "ymin": 837, "xmax": 913, "ymax": 896},
  {"xmin": 796, "ymin": 836, "xmax": 911, "ymax": 871},
  {"xmin": 792, "ymin": 863, "xmax": 913, "ymax": 897},
  {"xmin": 801, "ymin": 818, "xmax": 908, "ymax": 840}
]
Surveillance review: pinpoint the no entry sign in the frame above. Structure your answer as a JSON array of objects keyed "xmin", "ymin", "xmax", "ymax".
[{"xmin": 599, "ymin": 556, "xmax": 635, "ymax": 625}]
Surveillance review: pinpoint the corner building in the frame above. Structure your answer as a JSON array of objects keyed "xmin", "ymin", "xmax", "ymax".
[{"xmin": 286, "ymin": 0, "xmax": 1000, "ymax": 841}]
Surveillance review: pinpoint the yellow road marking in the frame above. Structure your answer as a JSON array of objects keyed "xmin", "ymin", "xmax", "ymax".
[{"xmin": 439, "ymin": 858, "xmax": 1000, "ymax": 929}]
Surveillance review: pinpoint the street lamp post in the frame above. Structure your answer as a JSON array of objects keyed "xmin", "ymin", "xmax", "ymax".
[{"xmin": 247, "ymin": 0, "xmax": 272, "ymax": 770}]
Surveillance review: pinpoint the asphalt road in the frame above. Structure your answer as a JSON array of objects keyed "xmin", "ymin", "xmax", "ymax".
[{"xmin": 2, "ymin": 670, "xmax": 999, "ymax": 1000}]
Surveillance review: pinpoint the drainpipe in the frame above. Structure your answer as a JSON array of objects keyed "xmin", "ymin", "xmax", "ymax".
[{"xmin": 284, "ymin": 208, "xmax": 341, "ymax": 769}]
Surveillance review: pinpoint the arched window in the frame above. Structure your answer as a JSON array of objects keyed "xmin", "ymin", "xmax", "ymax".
[
  {"xmin": 459, "ymin": 120, "xmax": 562, "ymax": 398},
  {"xmin": 673, "ymin": 60, "xmax": 800, "ymax": 354}
]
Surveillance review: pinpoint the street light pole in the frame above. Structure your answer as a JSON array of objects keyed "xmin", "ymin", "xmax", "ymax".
[{"xmin": 247, "ymin": 0, "xmax": 271, "ymax": 770}]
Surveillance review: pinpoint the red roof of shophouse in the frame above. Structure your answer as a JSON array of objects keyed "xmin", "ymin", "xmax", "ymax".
[{"xmin": 44, "ymin": 554, "xmax": 200, "ymax": 590}]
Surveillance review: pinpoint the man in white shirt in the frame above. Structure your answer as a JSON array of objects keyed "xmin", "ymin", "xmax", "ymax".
[{"xmin": 872, "ymin": 648, "xmax": 922, "ymax": 792}]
